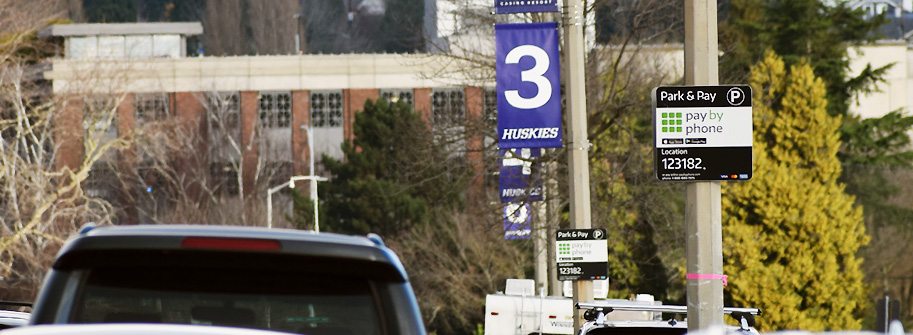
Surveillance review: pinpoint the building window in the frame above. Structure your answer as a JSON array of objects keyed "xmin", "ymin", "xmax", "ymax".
[
  {"xmin": 207, "ymin": 92, "xmax": 240, "ymax": 130},
  {"xmin": 380, "ymin": 89, "xmax": 414, "ymax": 106},
  {"xmin": 83, "ymin": 96, "xmax": 119, "ymax": 145},
  {"xmin": 206, "ymin": 92, "xmax": 241, "ymax": 190},
  {"xmin": 483, "ymin": 88, "xmax": 498, "ymax": 128},
  {"xmin": 309, "ymin": 90, "xmax": 344, "ymax": 176},
  {"xmin": 135, "ymin": 93, "xmax": 169, "ymax": 124},
  {"xmin": 85, "ymin": 165, "xmax": 117, "ymax": 200},
  {"xmin": 432, "ymin": 88, "xmax": 467, "ymax": 158},
  {"xmin": 432, "ymin": 88, "xmax": 465, "ymax": 128},
  {"xmin": 259, "ymin": 91, "xmax": 292, "ymax": 128},
  {"xmin": 209, "ymin": 163, "xmax": 239, "ymax": 196},
  {"xmin": 311, "ymin": 91, "xmax": 343, "ymax": 128},
  {"xmin": 257, "ymin": 91, "xmax": 292, "ymax": 163}
]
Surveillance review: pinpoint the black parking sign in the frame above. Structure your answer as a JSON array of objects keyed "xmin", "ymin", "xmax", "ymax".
[
  {"xmin": 556, "ymin": 229, "xmax": 608, "ymax": 281},
  {"xmin": 653, "ymin": 86, "xmax": 753, "ymax": 181}
]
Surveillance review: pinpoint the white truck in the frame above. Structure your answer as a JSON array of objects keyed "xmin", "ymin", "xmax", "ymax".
[
  {"xmin": 484, "ymin": 279, "xmax": 615, "ymax": 335},
  {"xmin": 484, "ymin": 279, "xmax": 575, "ymax": 335},
  {"xmin": 484, "ymin": 279, "xmax": 760, "ymax": 335}
]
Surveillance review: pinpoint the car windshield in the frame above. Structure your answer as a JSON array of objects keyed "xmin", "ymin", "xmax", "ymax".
[{"xmin": 71, "ymin": 267, "xmax": 381, "ymax": 335}]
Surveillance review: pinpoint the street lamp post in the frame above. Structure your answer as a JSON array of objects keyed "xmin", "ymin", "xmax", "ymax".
[
  {"xmin": 265, "ymin": 125, "xmax": 327, "ymax": 230},
  {"xmin": 300, "ymin": 125, "xmax": 324, "ymax": 231},
  {"xmin": 267, "ymin": 175, "xmax": 328, "ymax": 229}
]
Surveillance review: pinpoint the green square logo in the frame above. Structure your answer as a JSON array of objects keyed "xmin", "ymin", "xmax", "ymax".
[
  {"xmin": 558, "ymin": 242, "xmax": 572, "ymax": 255},
  {"xmin": 660, "ymin": 110, "xmax": 683, "ymax": 133}
]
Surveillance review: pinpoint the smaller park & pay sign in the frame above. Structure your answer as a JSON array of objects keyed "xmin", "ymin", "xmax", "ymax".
[{"xmin": 556, "ymin": 229, "xmax": 608, "ymax": 281}]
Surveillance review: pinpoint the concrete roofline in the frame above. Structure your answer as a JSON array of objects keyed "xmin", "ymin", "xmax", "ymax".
[{"xmin": 38, "ymin": 22, "xmax": 203, "ymax": 38}]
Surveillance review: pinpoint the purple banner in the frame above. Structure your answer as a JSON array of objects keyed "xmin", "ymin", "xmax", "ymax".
[
  {"xmin": 496, "ymin": 22, "xmax": 562, "ymax": 149},
  {"xmin": 504, "ymin": 203, "xmax": 532, "ymax": 239},
  {"xmin": 495, "ymin": 0, "xmax": 558, "ymax": 14},
  {"xmin": 500, "ymin": 148, "xmax": 542, "ymax": 203}
]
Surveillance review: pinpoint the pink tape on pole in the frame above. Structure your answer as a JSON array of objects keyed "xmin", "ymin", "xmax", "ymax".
[{"xmin": 686, "ymin": 273, "xmax": 728, "ymax": 286}]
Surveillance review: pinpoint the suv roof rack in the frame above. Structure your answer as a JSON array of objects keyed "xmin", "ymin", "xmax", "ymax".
[{"xmin": 576, "ymin": 301, "xmax": 761, "ymax": 316}]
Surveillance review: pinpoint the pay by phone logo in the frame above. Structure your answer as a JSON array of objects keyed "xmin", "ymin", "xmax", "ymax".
[
  {"xmin": 661, "ymin": 112, "xmax": 683, "ymax": 133},
  {"xmin": 558, "ymin": 242, "xmax": 571, "ymax": 256}
]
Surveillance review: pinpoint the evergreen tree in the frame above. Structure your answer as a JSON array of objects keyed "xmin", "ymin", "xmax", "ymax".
[
  {"xmin": 722, "ymin": 50, "xmax": 868, "ymax": 331},
  {"xmin": 316, "ymin": 98, "xmax": 468, "ymax": 237},
  {"xmin": 287, "ymin": 188, "xmax": 315, "ymax": 230},
  {"xmin": 720, "ymin": 0, "xmax": 913, "ymax": 167},
  {"xmin": 721, "ymin": 3, "xmax": 913, "ymax": 311},
  {"xmin": 83, "ymin": 0, "xmax": 136, "ymax": 22},
  {"xmin": 720, "ymin": 0, "xmax": 888, "ymax": 117}
]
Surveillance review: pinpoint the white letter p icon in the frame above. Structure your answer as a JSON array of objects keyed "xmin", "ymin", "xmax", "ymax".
[{"xmin": 727, "ymin": 87, "xmax": 745, "ymax": 106}]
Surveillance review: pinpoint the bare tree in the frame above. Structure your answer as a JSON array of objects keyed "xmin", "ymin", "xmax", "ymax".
[
  {"xmin": 247, "ymin": 0, "xmax": 300, "ymax": 55},
  {"xmin": 0, "ymin": 0, "xmax": 130, "ymax": 300},
  {"xmin": 203, "ymin": 0, "xmax": 245, "ymax": 56},
  {"xmin": 96, "ymin": 89, "xmax": 299, "ymax": 229},
  {"xmin": 387, "ymin": 208, "xmax": 530, "ymax": 335},
  {"xmin": 858, "ymin": 165, "xmax": 913, "ymax": 320},
  {"xmin": 203, "ymin": 0, "xmax": 300, "ymax": 56}
]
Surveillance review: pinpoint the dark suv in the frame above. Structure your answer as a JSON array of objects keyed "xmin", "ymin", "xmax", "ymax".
[{"xmin": 30, "ymin": 224, "xmax": 426, "ymax": 335}]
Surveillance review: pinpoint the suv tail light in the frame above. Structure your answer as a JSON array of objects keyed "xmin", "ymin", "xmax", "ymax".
[{"xmin": 181, "ymin": 237, "xmax": 281, "ymax": 250}]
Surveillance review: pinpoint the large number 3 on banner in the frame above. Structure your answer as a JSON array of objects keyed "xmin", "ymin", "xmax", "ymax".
[
  {"xmin": 495, "ymin": 22, "xmax": 561, "ymax": 149},
  {"xmin": 504, "ymin": 45, "xmax": 551, "ymax": 110}
]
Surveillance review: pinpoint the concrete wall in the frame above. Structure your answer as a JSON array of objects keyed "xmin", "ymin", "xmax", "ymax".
[
  {"xmin": 847, "ymin": 42, "xmax": 911, "ymax": 119},
  {"xmin": 45, "ymin": 54, "xmax": 482, "ymax": 94}
]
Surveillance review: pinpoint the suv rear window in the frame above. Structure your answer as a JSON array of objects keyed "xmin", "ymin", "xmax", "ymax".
[{"xmin": 72, "ymin": 267, "xmax": 381, "ymax": 335}]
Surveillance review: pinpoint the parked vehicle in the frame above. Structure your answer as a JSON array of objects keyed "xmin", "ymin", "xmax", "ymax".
[
  {"xmin": 29, "ymin": 224, "xmax": 426, "ymax": 335},
  {"xmin": 484, "ymin": 278, "xmax": 760, "ymax": 335},
  {"xmin": 576, "ymin": 301, "xmax": 761, "ymax": 335},
  {"xmin": 484, "ymin": 279, "xmax": 575, "ymax": 335}
]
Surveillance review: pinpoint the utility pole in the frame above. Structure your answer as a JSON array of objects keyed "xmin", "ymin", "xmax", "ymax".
[
  {"xmin": 564, "ymin": 0, "xmax": 593, "ymax": 330},
  {"xmin": 684, "ymin": 0, "xmax": 724, "ymax": 331}
]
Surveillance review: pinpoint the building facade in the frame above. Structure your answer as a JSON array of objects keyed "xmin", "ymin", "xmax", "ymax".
[{"xmin": 41, "ymin": 22, "xmax": 494, "ymax": 225}]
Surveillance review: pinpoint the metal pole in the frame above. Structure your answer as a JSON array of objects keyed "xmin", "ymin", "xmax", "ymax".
[
  {"xmin": 547, "ymin": 162, "xmax": 561, "ymax": 297},
  {"xmin": 684, "ymin": 0, "xmax": 723, "ymax": 331},
  {"xmin": 307, "ymin": 126, "xmax": 320, "ymax": 232},
  {"xmin": 300, "ymin": 125, "xmax": 322, "ymax": 231},
  {"xmin": 535, "ymin": 200, "xmax": 548, "ymax": 293},
  {"xmin": 564, "ymin": 0, "xmax": 593, "ymax": 330}
]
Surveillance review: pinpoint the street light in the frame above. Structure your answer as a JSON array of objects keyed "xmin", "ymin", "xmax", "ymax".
[
  {"xmin": 266, "ymin": 125, "xmax": 327, "ymax": 230},
  {"xmin": 267, "ymin": 175, "xmax": 328, "ymax": 230}
]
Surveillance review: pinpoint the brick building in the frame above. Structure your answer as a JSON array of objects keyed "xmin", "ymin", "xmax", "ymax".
[{"xmin": 39, "ymin": 22, "xmax": 495, "ymax": 225}]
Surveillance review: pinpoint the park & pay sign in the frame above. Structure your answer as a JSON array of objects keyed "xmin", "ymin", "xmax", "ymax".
[
  {"xmin": 556, "ymin": 229, "xmax": 608, "ymax": 281},
  {"xmin": 653, "ymin": 85, "xmax": 753, "ymax": 181}
]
